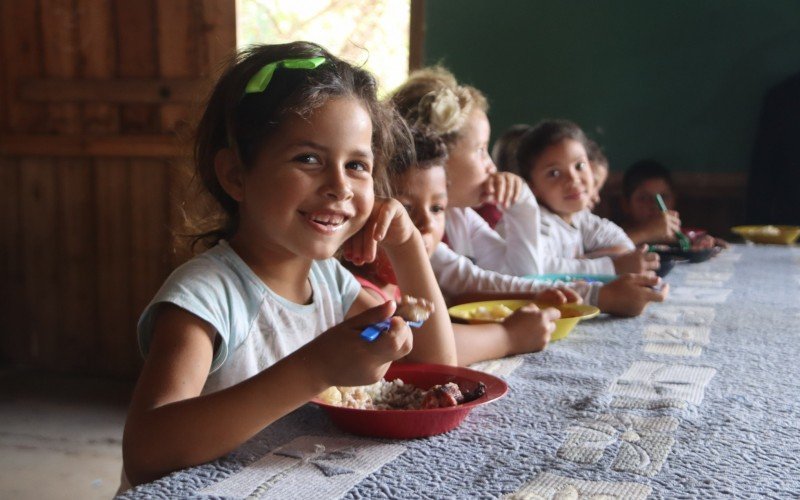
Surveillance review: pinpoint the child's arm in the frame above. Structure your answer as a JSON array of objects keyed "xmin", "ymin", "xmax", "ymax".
[
  {"xmin": 448, "ymin": 287, "xmax": 580, "ymax": 307},
  {"xmin": 597, "ymin": 273, "xmax": 669, "ymax": 316},
  {"xmin": 610, "ymin": 244, "xmax": 661, "ymax": 274},
  {"xmin": 453, "ymin": 303, "xmax": 561, "ymax": 366},
  {"xmin": 344, "ymin": 198, "xmax": 457, "ymax": 366},
  {"xmin": 579, "ymin": 210, "xmax": 636, "ymax": 257},
  {"xmin": 123, "ymin": 301, "xmax": 410, "ymax": 486},
  {"xmin": 582, "ymin": 245, "xmax": 631, "ymax": 259},
  {"xmin": 475, "ymin": 179, "xmax": 545, "ymax": 276},
  {"xmin": 430, "ymin": 243, "xmax": 595, "ymax": 305},
  {"xmin": 624, "ymin": 211, "xmax": 681, "ymax": 246}
]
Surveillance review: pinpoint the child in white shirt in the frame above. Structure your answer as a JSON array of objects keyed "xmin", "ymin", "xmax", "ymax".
[
  {"xmin": 517, "ymin": 119, "xmax": 660, "ymax": 275},
  {"xmin": 390, "ymin": 67, "xmax": 545, "ymax": 276},
  {"xmin": 387, "ymin": 129, "xmax": 668, "ymax": 328}
]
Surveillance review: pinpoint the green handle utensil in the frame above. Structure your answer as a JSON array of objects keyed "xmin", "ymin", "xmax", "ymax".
[{"xmin": 655, "ymin": 193, "xmax": 691, "ymax": 251}]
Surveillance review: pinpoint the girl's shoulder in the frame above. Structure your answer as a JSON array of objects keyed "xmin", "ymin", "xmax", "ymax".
[
  {"xmin": 573, "ymin": 208, "xmax": 601, "ymax": 225},
  {"xmin": 539, "ymin": 205, "xmax": 564, "ymax": 226},
  {"xmin": 167, "ymin": 241, "xmax": 267, "ymax": 295},
  {"xmin": 310, "ymin": 258, "xmax": 361, "ymax": 294}
]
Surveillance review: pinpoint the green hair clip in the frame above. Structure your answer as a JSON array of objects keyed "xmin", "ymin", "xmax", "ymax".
[{"xmin": 244, "ymin": 56, "xmax": 327, "ymax": 94}]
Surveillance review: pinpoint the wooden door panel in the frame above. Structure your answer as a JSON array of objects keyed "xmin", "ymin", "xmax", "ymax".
[{"xmin": 0, "ymin": 0, "xmax": 236, "ymax": 377}]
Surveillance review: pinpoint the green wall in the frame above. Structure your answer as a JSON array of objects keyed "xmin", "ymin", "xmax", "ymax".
[{"xmin": 423, "ymin": 0, "xmax": 800, "ymax": 173}]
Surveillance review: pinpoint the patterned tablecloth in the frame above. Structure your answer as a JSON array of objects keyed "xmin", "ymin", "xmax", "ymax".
[{"xmin": 119, "ymin": 244, "xmax": 800, "ymax": 499}]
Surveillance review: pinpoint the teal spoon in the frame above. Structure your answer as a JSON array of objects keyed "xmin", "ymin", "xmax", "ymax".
[{"xmin": 655, "ymin": 193, "xmax": 691, "ymax": 251}]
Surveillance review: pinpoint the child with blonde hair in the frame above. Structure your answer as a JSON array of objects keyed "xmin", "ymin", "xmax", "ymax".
[
  {"xmin": 391, "ymin": 67, "xmax": 544, "ymax": 276},
  {"xmin": 121, "ymin": 42, "xmax": 456, "ymax": 488},
  {"xmin": 518, "ymin": 119, "xmax": 661, "ymax": 275},
  {"xmin": 389, "ymin": 69, "xmax": 666, "ymax": 316}
]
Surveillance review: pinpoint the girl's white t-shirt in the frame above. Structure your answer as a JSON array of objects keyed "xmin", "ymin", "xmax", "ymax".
[
  {"xmin": 444, "ymin": 184, "xmax": 544, "ymax": 276},
  {"xmin": 137, "ymin": 240, "xmax": 361, "ymax": 394},
  {"xmin": 539, "ymin": 207, "xmax": 635, "ymax": 275}
]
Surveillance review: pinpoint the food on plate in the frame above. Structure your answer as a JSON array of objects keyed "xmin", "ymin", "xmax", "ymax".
[
  {"xmin": 396, "ymin": 294, "xmax": 433, "ymax": 322},
  {"xmin": 467, "ymin": 302, "xmax": 579, "ymax": 321},
  {"xmin": 470, "ymin": 304, "xmax": 515, "ymax": 321},
  {"xmin": 318, "ymin": 378, "xmax": 486, "ymax": 410},
  {"xmin": 557, "ymin": 308, "xmax": 581, "ymax": 319},
  {"xmin": 754, "ymin": 225, "xmax": 780, "ymax": 236}
]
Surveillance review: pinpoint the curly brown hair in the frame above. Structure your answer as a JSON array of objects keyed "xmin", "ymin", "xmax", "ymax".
[{"xmin": 187, "ymin": 41, "xmax": 409, "ymax": 250}]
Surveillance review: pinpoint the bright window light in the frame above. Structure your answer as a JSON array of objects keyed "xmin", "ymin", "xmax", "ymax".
[{"xmin": 236, "ymin": 0, "xmax": 410, "ymax": 96}]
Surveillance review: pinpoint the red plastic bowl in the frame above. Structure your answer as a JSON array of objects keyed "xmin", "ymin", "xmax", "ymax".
[{"xmin": 311, "ymin": 363, "xmax": 508, "ymax": 439}]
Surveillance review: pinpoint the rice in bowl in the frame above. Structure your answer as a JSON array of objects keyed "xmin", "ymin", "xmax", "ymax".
[{"xmin": 318, "ymin": 379, "xmax": 425, "ymax": 410}]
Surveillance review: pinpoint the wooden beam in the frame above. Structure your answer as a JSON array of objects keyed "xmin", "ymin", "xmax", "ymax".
[
  {"xmin": 409, "ymin": 0, "xmax": 425, "ymax": 71},
  {"xmin": 604, "ymin": 171, "xmax": 747, "ymax": 197},
  {"xmin": 0, "ymin": 134, "xmax": 187, "ymax": 157},
  {"xmin": 18, "ymin": 78, "xmax": 212, "ymax": 103}
]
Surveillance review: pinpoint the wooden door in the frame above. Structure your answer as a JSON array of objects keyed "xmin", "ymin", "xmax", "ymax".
[{"xmin": 0, "ymin": 0, "xmax": 235, "ymax": 378}]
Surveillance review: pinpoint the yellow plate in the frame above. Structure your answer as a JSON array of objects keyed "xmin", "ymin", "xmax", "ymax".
[
  {"xmin": 448, "ymin": 300, "xmax": 600, "ymax": 341},
  {"xmin": 731, "ymin": 225, "xmax": 800, "ymax": 245}
]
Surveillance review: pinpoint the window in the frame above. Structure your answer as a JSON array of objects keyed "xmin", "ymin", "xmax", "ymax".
[{"xmin": 237, "ymin": 0, "xmax": 411, "ymax": 96}]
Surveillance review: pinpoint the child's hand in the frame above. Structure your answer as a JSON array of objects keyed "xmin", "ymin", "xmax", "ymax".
[
  {"xmin": 691, "ymin": 234, "xmax": 716, "ymax": 249},
  {"xmin": 303, "ymin": 300, "xmax": 413, "ymax": 387},
  {"xmin": 648, "ymin": 210, "xmax": 682, "ymax": 242},
  {"xmin": 612, "ymin": 244, "xmax": 660, "ymax": 274},
  {"xmin": 713, "ymin": 236, "xmax": 729, "ymax": 249},
  {"xmin": 501, "ymin": 303, "xmax": 561, "ymax": 354},
  {"xmin": 481, "ymin": 172, "xmax": 525, "ymax": 209},
  {"xmin": 344, "ymin": 198, "xmax": 417, "ymax": 265},
  {"xmin": 597, "ymin": 273, "xmax": 669, "ymax": 317},
  {"xmin": 691, "ymin": 234, "xmax": 728, "ymax": 250},
  {"xmin": 534, "ymin": 287, "xmax": 582, "ymax": 306}
]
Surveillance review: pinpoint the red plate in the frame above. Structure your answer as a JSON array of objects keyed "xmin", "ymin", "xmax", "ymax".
[{"xmin": 311, "ymin": 363, "xmax": 508, "ymax": 439}]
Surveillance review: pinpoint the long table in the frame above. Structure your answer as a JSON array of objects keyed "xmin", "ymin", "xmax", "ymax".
[{"xmin": 119, "ymin": 244, "xmax": 800, "ymax": 499}]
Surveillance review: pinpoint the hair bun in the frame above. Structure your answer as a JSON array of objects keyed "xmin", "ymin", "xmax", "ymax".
[{"xmin": 418, "ymin": 87, "xmax": 469, "ymax": 136}]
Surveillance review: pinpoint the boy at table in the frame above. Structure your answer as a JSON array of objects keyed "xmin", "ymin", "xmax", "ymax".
[{"xmin": 619, "ymin": 159, "xmax": 727, "ymax": 248}]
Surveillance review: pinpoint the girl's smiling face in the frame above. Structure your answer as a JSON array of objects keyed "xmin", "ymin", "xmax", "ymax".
[
  {"xmin": 394, "ymin": 165, "xmax": 448, "ymax": 257},
  {"xmin": 527, "ymin": 138, "xmax": 595, "ymax": 223},
  {"xmin": 445, "ymin": 109, "xmax": 496, "ymax": 208},
  {"xmin": 231, "ymin": 97, "xmax": 374, "ymax": 261}
]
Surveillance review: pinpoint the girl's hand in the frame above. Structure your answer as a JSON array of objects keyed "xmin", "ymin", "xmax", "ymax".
[
  {"xmin": 597, "ymin": 273, "xmax": 669, "ymax": 317},
  {"xmin": 647, "ymin": 210, "xmax": 681, "ymax": 242},
  {"xmin": 481, "ymin": 172, "xmax": 525, "ymax": 209},
  {"xmin": 692, "ymin": 234, "xmax": 728, "ymax": 250},
  {"xmin": 534, "ymin": 287, "xmax": 582, "ymax": 306},
  {"xmin": 344, "ymin": 198, "xmax": 417, "ymax": 265},
  {"xmin": 691, "ymin": 234, "xmax": 716, "ymax": 249},
  {"xmin": 612, "ymin": 244, "xmax": 660, "ymax": 274},
  {"xmin": 303, "ymin": 300, "xmax": 413, "ymax": 388},
  {"xmin": 501, "ymin": 303, "xmax": 560, "ymax": 354}
]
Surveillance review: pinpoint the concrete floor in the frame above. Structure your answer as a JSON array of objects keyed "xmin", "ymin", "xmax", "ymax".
[{"xmin": 0, "ymin": 368, "xmax": 133, "ymax": 500}]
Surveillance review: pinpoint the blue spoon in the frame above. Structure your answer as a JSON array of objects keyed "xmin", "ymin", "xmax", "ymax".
[{"xmin": 361, "ymin": 318, "xmax": 424, "ymax": 342}]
